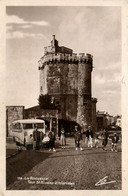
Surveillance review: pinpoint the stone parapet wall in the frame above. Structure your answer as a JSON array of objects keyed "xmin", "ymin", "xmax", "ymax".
[{"xmin": 38, "ymin": 53, "xmax": 93, "ymax": 70}]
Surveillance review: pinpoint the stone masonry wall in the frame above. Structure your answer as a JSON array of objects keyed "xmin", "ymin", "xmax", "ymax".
[
  {"xmin": 91, "ymin": 98, "xmax": 97, "ymax": 131},
  {"xmin": 67, "ymin": 63, "xmax": 78, "ymax": 94},
  {"xmin": 40, "ymin": 65, "xmax": 48, "ymax": 95},
  {"xmin": 77, "ymin": 62, "xmax": 92, "ymax": 129},
  {"xmin": 6, "ymin": 106, "xmax": 24, "ymax": 136}
]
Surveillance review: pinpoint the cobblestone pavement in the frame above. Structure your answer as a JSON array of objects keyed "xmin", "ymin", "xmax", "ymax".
[{"xmin": 6, "ymin": 137, "xmax": 121, "ymax": 190}]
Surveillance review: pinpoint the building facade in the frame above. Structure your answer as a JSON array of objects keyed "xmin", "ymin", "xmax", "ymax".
[
  {"xmin": 96, "ymin": 111, "xmax": 108, "ymax": 131},
  {"xmin": 38, "ymin": 35, "xmax": 96, "ymax": 130}
]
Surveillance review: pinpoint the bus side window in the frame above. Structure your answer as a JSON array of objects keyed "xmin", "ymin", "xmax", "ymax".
[
  {"xmin": 13, "ymin": 123, "xmax": 22, "ymax": 132},
  {"xmin": 35, "ymin": 123, "xmax": 44, "ymax": 129}
]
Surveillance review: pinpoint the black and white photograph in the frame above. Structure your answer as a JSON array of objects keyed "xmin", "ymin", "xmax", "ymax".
[{"xmin": 1, "ymin": 0, "xmax": 127, "ymax": 193}]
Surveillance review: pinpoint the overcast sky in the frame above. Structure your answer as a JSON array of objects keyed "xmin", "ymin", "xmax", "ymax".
[{"xmin": 6, "ymin": 6, "xmax": 121, "ymax": 116}]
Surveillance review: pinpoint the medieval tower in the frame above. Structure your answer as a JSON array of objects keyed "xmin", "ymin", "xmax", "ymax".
[{"xmin": 38, "ymin": 35, "xmax": 96, "ymax": 130}]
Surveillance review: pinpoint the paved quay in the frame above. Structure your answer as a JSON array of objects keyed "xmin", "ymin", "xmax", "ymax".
[{"xmin": 6, "ymin": 137, "xmax": 121, "ymax": 190}]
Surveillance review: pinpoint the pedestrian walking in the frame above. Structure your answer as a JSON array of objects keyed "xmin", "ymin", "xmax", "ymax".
[
  {"xmin": 48, "ymin": 129, "xmax": 56, "ymax": 152},
  {"xmin": 60, "ymin": 127, "xmax": 66, "ymax": 148},
  {"xmin": 102, "ymin": 128, "xmax": 109, "ymax": 150},
  {"xmin": 33, "ymin": 125, "xmax": 40, "ymax": 150},
  {"xmin": 85, "ymin": 125, "xmax": 93, "ymax": 148},
  {"xmin": 74, "ymin": 126, "xmax": 84, "ymax": 151},
  {"xmin": 111, "ymin": 133, "xmax": 119, "ymax": 152},
  {"xmin": 39, "ymin": 130, "xmax": 45, "ymax": 149},
  {"xmin": 94, "ymin": 133, "xmax": 99, "ymax": 148}
]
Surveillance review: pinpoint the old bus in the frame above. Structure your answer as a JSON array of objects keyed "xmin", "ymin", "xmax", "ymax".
[{"xmin": 11, "ymin": 119, "xmax": 46, "ymax": 149}]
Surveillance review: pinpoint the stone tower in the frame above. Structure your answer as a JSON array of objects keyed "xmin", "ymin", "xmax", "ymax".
[{"xmin": 38, "ymin": 35, "xmax": 93, "ymax": 129}]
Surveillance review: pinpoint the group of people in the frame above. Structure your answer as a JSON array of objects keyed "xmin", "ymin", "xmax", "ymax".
[
  {"xmin": 33, "ymin": 125, "xmax": 44, "ymax": 150},
  {"xmin": 32, "ymin": 125, "xmax": 119, "ymax": 152},
  {"xmin": 32, "ymin": 126, "xmax": 56, "ymax": 151},
  {"xmin": 59, "ymin": 125, "xmax": 119, "ymax": 152}
]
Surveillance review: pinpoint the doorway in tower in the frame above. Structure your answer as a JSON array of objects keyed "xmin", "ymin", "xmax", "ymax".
[{"xmin": 58, "ymin": 119, "xmax": 80, "ymax": 137}]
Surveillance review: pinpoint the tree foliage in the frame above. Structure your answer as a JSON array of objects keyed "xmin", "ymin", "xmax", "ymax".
[{"xmin": 38, "ymin": 94, "xmax": 57, "ymax": 109}]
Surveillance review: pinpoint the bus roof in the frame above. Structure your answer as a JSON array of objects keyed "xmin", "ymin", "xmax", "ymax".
[{"xmin": 12, "ymin": 119, "xmax": 45, "ymax": 124}]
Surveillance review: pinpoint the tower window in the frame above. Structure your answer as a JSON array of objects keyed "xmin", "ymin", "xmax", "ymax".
[
  {"xmin": 40, "ymin": 86, "xmax": 42, "ymax": 91},
  {"xmin": 55, "ymin": 101, "xmax": 59, "ymax": 105},
  {"xmin": 83, "ymin": 95, "xmax": 88, "ymax": 105}
]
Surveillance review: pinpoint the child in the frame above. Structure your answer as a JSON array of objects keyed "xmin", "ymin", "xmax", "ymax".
[{"xmin": 111, "ymin": 133, "xmax": 119, "ymax": 152}]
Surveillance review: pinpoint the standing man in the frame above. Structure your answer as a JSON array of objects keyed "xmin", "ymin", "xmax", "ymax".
[
  {"xmin": 33, "ymin": 125, "xmax": 37, "ymax": 150},
  {"xmin": 85, "ymin": 125, "xmax": 93, "ymax": 148},
  {"xmin": 48, "ymin": 129, "xmax": 56, "ymax": 152},
  {"xmin": 40, "ymin": 130, "xmax": 45, "ymax": 149},
  {"xmin": 102, "ymin": 128, "xmax": 109, "ymax": 150},
  {"xmin": 111, "ymin": 133, "xmax": 119, "ymax": 152},
  {"xmin": 60, "ymin": 127, "xmax": 66, "ymax": 149},
  {"xmin": 33, "ymin": 125, "xmax": 40, "ymax": 150},
  {"xmin": 74, "ymin": 126, "xmax": 84, "ymax": 151}
]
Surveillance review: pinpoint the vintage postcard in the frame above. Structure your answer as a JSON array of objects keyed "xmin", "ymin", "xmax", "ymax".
[{"xmin": 0, "ymin": 0, "xmax": 128, "ymax": 195}]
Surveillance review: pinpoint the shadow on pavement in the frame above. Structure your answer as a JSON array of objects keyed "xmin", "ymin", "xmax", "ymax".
[
  {"xmin": 6, "ymin": 149, "xmax": 19, "ymax": 157},
  {"xmin": 50, "ymin": 149, "xmax": 121, "ymax": 158},
  {"xmin": 6, "ymin": 150, "xmax": 52, "ymax": 187}
]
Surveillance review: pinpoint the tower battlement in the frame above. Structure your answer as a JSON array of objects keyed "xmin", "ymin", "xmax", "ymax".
[
  {"xmin": 38, "ymin": 52, "xmax": 93, "ymax": 70},
  {"xmin": 39, "ymin": 35, "xmax": 93, "ymax": 70}
]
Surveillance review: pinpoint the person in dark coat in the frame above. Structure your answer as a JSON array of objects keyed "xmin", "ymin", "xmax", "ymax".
[
  {"xmin": 85, "ymin": 125, "xmax": 93, "ymax": 148},
  {"xmin": 74, "ymin": 126, "xmax": 83, "ymax": 151},
  {"xmin": 48, "ymin": 129, "xmax": 56, "ymax": 152},
  {"xmin": 33, "ymin": 126, "xmax": 40, "ymax": 150},
  {"xmin": 111, "ymin": 133, "xmax": 119, "ymax": 152},
  {"xmin": 102, "ymin": 128, "xmax": 109, "ymax": 150},
  {"xmin": 39, "ymin": 131, "xmax": 45, "ymax": 149}
]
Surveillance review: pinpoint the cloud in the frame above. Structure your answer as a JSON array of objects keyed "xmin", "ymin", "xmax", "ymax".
[
  {"xmin": 94, "ymin": 75, "xmax": 106, "ymax": 84},
  {"xmin": 103, "ymin": 89, "xmax": 120, "ymax": 96},
  {"xmin": 6, "ymin": 14, "xmax": 24, "ymax": 24},
  {"xmin": 7, "ymin": 31, "xmax": 46, "ymax": 39},
  {"xmin": 6, "ymin": 14, "xmax": 50, "ymax": 26},
  {"xmin": 19, "ymin": 24, "xmax": 33, "ymax": 29},
  {"xmin": 30, "ymin": 21, "xmax": 49, "ymax": 26},
  {"xmin": 6, "ymin": 25, "xmax": 13, "ymax": 31},
  {"xmin": 6, "ymin": 14, "xmax": 49, "ymax": 39},
  {"xmin": 94, "ymin": 71, "xmax": 121, "ymax": 86}
]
